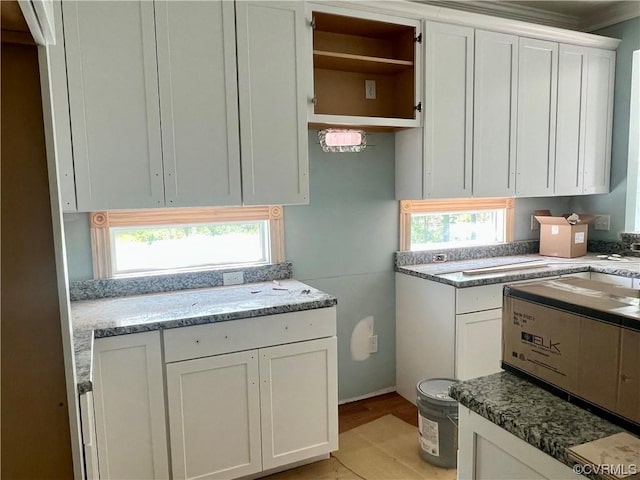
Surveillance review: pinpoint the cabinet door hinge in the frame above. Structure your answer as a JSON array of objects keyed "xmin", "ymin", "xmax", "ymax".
[
  {"xmin": 415, "ymin": 102, "xmax": 422, "ymax": 113},
  {"xmin": 310, "ymin": 16, "xmax": 316, "ymax": 29},
  {"xmin": 415, "ymin": 33, "xmax": 422, "ymax": 43}
]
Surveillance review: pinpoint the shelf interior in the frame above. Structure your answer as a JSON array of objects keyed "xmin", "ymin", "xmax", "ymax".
[{"xmin": 313, "ymin": 50, "xmax": 413, "ymax": 74}]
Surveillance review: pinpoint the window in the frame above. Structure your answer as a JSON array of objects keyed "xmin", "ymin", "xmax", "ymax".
[
  {"xmin": 90, "ymin": 206, "xmax": 284, "ymax": 278},
  {"xmin": 399, "ymin": 198, "xmax": 514, "ymax": 251}
]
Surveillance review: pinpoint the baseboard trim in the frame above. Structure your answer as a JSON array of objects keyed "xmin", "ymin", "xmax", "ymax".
[{"xmin": 338, "ymin": 386, "xmax": 397, "ymax": 405}]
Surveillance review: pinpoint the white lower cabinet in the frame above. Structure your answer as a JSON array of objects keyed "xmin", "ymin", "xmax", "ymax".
[
  {"xmin": 458, "ymin": 406, "xmax": 579, "ymax": 479},
  {"xmin": 455, "ymin": 309, "xmax": 502, "ymax": 382},
  {"xmin": 260, "ymin": 338, "xmax": 338, "ymax": 470},
  {"xmin": 166, "ymin": 337, "xmax": 338, "ymax": 480},
  {"xmin": 166, "ymin": 350, "xmax": 262, "ymax": 480},
  {"xmin": 91, "ymin": 331, "xmax": 169, "ymax": 479}
]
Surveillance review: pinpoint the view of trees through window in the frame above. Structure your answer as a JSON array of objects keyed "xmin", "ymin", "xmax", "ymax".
[
  {"xmin": 111, "ymin": 221, "xmax": 269, "ymax": 274},
  {"xmin": 410, "ymin": 210, "xmax": 505, "ymax": 250}
]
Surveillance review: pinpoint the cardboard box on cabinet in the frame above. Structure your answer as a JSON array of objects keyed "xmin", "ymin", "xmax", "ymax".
[
  {"xmin": 534, "ymin": 210, "xmax": 595, "ymax": 258},
  {"xmin": 502, "ymin": 277, "xmax": 640, "ymax": 431}
]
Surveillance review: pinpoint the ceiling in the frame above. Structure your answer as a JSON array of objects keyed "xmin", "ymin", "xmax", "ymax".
[{"xmin": 418, "ymin": 0, "xmax": 640, "ymax": 31}]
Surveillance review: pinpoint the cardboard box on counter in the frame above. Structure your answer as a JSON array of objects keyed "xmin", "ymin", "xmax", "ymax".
[
  {"xmin": 534, "ymin": 210, "xmax": 595, "ymax": 258},
  {"xmin": 502, "ymin": 277, "xmax": 640, "ymax": 433}
]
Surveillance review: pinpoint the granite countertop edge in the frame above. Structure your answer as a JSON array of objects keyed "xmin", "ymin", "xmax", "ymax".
[
  {"xmin": 91, "ymin": 297, "xmax": 338, "ymax": 339},
  {"xmin": 448, "ymin": 372, "xmax": 627, "ymax": 480}
]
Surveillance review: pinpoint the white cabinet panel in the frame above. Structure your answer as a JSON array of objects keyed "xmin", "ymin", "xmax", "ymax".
[
  {"xmin": 456, "ymin": 309, "xmax": 503, "ymax": 381},
  {"xmin": 166, "ymin": 350, "xmax": 262, "ymax": 480},
  {"xmin": 79, "ymin": 392, "xmax": 99, "ymax": 480},
  {"xmin": 516, "ymin": 38, "xmax": 558, "ymax": 197},
  {"xmin": 236, "ymin": 1, "xmax": 310, "ymax": 205},
  {"xmin": 590, "ymin": 272, "xmax": 634, "ymax": 287},
  {"xmin": 155, "ymin": 0, "xmax": 242, "ymax": 207},
  {"xmin": 63, "ymin": 1, "xmax": 164, "ymax": 210},
  {"xmin": 556, "ymin": 44, "xmax": 588, "ymax": 195},
  {"xmin": 583, "ymin": 48, "xmax": 615, "ymax": 194},
  {"xmin": 423, "ymin": 21, "xmax": 474, "ymax": 198},
  {"xmin": 473, "ymin": 30, "xmax": 518, "ymax": 197},
  {"xmin": 633, "ymin": 278, "xmax": 640, "ymax": 289},
  {"xmin": 92, "ymin": 332, "xmax": 169, "ymax": 479},
  {"xmin": 260, "ymin": 337, "xmax": 338, "ymax": 469},
  {"xmin": 395, "ymin": 273, "xmax": 456, "ymax": 403}
]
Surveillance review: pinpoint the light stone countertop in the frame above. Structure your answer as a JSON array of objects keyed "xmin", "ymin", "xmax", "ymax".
[
  {"xmin": 396, "ymin": 254, "xmax": 640, "ymax": 287},
  {"xmin": 449, "ymin": 372, "xmax": 633, "ymax": 480},
  {"xmin": 72, "ymin": 280, "xmax": 337, "ymax": 394}
]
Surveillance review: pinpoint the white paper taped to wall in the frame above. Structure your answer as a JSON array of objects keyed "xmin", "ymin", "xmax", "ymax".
[{"xmin": 351, "ymin": 316, "xmax": 373, "ymax": 361}]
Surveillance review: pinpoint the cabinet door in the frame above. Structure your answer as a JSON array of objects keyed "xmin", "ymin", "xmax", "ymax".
[
  {"xmin": 236, "ymin": 1, "xmax": 310, "ymax": 205},
  {"xmin": 456, "ymin": 309, "xmax": 503, "ymax": 381},
  {"xmin": 473, "ymin": 30, "xmax": 518, "ymax": 197},
  {"xmin": 93, "ymin": 332, "xmax": 169, "ymax": 479},
  {"xmin": 155, "ymin": 0, "xmax": 242, "ymax": 207},
  {"xmin": 62, "ymin": 1, "xmax": 164, "ymax": 210},
  {"xmin": 259, "ymin": 337, "xmax": 338, "ymax": 470},
  {"xmin": 583, "ymin": 48, "xmax": 615, "ymax": 194},
  {"xmin": 166, "ymin": 350, "xmax": 262, "ymax": 480},
  {"xmin": 555, "ymin": 44, "xmax": 588, "ymax": 195},
  {"xmin": 516, "ymin": 38, "xmax": 558, "ymax": 197},
  {"xmin": 424, "ymin": 22, "xmax": 474, "ymax": 198}
]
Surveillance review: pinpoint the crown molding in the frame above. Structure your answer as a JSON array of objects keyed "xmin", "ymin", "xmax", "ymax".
[
  {"xmin": 583, "ymin": 1, "xmax": 640, "ymax": 32},
  {"xmin": 316, "ymin": 0, "xmax": 622, "ymax": 49},
  {"xmin": 417, "ymin": 1, "xmax": 582, "ymax": 30}
]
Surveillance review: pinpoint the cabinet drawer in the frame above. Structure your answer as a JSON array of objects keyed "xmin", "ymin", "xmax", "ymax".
[
  {"xmin": 164, "ymin": 307, "xmax": 336, "ymax": 363},
  {"xmin": 456, "ymin": 276, "xmax": 561, "ymax": 314}
]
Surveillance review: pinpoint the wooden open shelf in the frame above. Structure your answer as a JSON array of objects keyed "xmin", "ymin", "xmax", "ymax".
[
  {"xmin": 311, "ymin": 10, "xmax": 418, "ymax": 124},
  {"xmin": 313, "ymin": 50, "xmax": 413, "ymax": 75}
]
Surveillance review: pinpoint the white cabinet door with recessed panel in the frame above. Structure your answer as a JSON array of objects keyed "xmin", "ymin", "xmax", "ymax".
[
  {"xmin": 515, "ymin": 38, "xmax": 558, "ymax": 197},
  {"xmin": 155, "ymin": 0, "xmax": 242, "ymax": 207},
  {"xmin": 166, "ymin": 350, "xmax": 262, "ymax": 480},
  {"xmin": 92, "ymin": 332, "xmax": 169, "ymax": 479},
  {"xmin": 236, "ymin": 1, "xmax": 310, "ymax": 205},
  {"xmin": 260, "ymin": 337, "xmax": 338, "ymax": 470},
  {"xmin": 473, "ymin": 30, "xmax": 518, "ymax": 197},
  {"xmin": 63, "ymin": 1, "xmax": 164, "ymax": 210},
  {"xmin": 423, "ymin": 21, "xmax": 474, "ymax": 198},
  {"xmin": 456, "ymin": 308, "xmax": 503, "ymax": 381}
]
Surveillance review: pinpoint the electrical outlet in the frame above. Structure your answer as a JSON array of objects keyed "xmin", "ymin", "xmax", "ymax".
[
  {"xmin": 365, "ymin": 79, "xmax": 376, "ymax": 99},
  {"xmin": 368, "ymin": 335, "xmax": 378, "ymax": 353},
  {"xmin": 530, "ymin": 214, "xmax": 539, "ymax": 230},
  {"xmin": 594, "ymin": 214, "xmax": 611, "ymax": 231},
  {"xmin": 223, "ymin": 271, "xmax": 244, "ymax": 286},
  {"xmin": 432, "ymin": 253, "xmax": 447, "ymax": 262}
]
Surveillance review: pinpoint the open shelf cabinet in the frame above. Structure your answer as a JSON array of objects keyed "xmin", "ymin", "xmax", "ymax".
[{"xmin": 308, "ymin": 5, "xmax": 422, "ymax": 129}]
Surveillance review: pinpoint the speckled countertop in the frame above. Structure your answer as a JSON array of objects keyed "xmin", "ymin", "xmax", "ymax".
[
  {"xmin": 449, "ymin": 372, "xmax": 632, "ymax": 479},
  {"xmin": 397, "ymin": 254, "xmax": 640, "ymax": 287},
  {"xmin": 72, "ymin": 280, "xmax": 337, "ymax": 394}
]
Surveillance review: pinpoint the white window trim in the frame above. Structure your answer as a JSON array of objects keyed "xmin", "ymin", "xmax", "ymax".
[
  {"xmin": 399, "ymin": 198, "xmax": 515, "ymax": 251},
  {"xmin": 89, "ymin": 206, "xmax": 285, "ymax": 279}
]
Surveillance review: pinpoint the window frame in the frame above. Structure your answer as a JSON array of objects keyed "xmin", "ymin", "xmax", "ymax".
[
  {"xmin": 399, "ymin": 198, "xmax": 515, "ymax": 251},
  {"xmin": 89, "ymin": 206, "xmax": 285, "ymax": 279}
]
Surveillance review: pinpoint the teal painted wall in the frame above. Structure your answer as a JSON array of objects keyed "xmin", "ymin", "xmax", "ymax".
[
  {"xmin": 285, "ymin": 131, "xmax": 398, "ymax": 400},
  {"xmin": 571, "ymin": 17, "xmax": 640, "ymax": 239}
]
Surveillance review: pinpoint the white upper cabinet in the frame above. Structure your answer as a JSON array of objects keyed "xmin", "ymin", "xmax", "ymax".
[
  {"xmin": 308, "ymin": 4, "xmax": 422, "ymax": 129},
  {"xmin": 515, "ymin": 38, "xmax": 558, "ymax": 197},
  {"xmin": 555, "ymin": 46, "xmax": 615, "ymax": 195},
  {"xmin": 583, "ymin": 48, "xmax": 615, "ymax": 194},
  {"xmin": 555, "ymin": 44, "xmax": 588, "ymax": 195},
  {"xmin": 423, "ymin": 21, "xmax": 474, "ymax": 198},
  {"xmin": 58, "ymin": 0, "xmax": 309, "ymax": 211},
  {"xmin": 236, "ymin": 1, "xmax": 310, "ymax": 205},
  {"xmin": 63, "ymin": 1, "xmax": 164, "ymax": 210},
  {"xmin": 473, "ymin": 30, "xmax": 518, "ymax": 197},
  {"xmin": 155, "ymin": 1, "xmax": 242, "ymax": 207}
]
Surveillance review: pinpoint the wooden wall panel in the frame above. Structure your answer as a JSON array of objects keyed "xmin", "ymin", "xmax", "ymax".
[{"xmin": 1, "ymin": 42, "xmax": 73, "ymax": 478}]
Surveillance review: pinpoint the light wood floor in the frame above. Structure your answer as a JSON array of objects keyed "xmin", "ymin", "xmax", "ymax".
[{"xmin": 339, "ymin": 392, "xmax": 418, "ymax": 433}]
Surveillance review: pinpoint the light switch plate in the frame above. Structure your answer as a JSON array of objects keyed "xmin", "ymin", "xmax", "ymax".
[
  {"xmin": 594, "ymin": 215, "xmax": 611, "ymax": 231},
  {"xmin": 365, "ymin": 79, "xmax": 376, "ymax": 99}
]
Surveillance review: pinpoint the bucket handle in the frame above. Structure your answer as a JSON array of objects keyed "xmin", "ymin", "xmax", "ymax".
[{"xmin": 447, "ymin": 414, "xmax": 458, "ymax": 428}]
